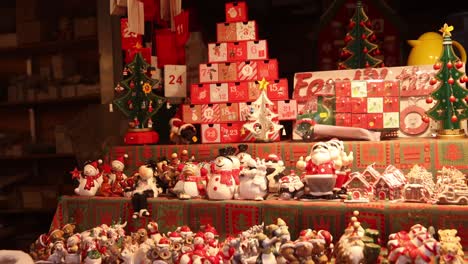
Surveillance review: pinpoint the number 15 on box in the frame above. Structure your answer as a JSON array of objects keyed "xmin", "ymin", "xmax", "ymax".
[{"xmin": 164, "ymin": 65, "xmax": 187, "ymax": 98}]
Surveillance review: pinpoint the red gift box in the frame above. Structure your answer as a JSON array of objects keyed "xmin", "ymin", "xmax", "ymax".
[
  {"xmin": 335, "ymin": 97, "xmax": 352, "ymax": 113},
  {"xmin": 201, "ymin": 124, "xmax": 221, "ymax": 143},
  {"xmin": 201, "ymin": 104, "xmax": 221, "ymax": 123},
  {"xmin": 220, "ymin": 103, "xmax": 239, "ymax": 123},
  {"xmin": 367, "ymin": 80, "xmax": 385, "ymax": 97},
  {"xmin": 383, "ymin": 97, "xmax": 399, "ymax": 112},
  {"xmin": 217, "ymin": 23, "xmax": 237, "ymax": 42},
  {"xmin": 335, "ymin": 80, "xmax": 351, "ymax": 97},
  {"xmin": 182, "ymin": 104, "xmax": 202, "ymax": 124},
  {"xmin": 351, "ymin": 114, "xmax": 367, "ymax": 128},
  {"xmin": 225, "ymin": 1, "xmax": 248, "ymax": 23},
  {"xmin": 199, "ymin": 63, "xmax": 219, "ymax": 83},
  {"xmin": 121, "ymin": 18, "xmax": 142, "ymax": 50},
  {"xmin": 227, "ymin": 42, "xmax": 248, "ymax": 62},
  {"xmin": 209, "ymin": 83, "xmax": 229, "ymax": 103},
  {"xmin": 257, "ymin": 59, "xmax": 279, "ymax": 80},
  {"xmin": 220, "ymin": 123, "xmax": 243, "ymax": 143},
  {"xmin": 208, "ymin": 43, "xmax": 228, "ymax": 63},
  {"xmin": 247, "ymin": 40, "xmax": 268, "ymax": 60},
  {"xmin": 267, "ymin": 79, "xmax": 288, "ymax": 100},
  {"xmin": 247, "ymin": 81, "xmax": 261, "ymax": 101},
  {"xmin": 351, "ymin": 97, "xmax": 367, "ymax": 113},
  {"xmin": 367, "ymin": 113, "xmax": 383, "ymax": 129},
  {"xmin": 237, "ymin": 61, "xmax": 258, "ymax": 81},
  {"xmin": 335, "ymin": 113, "xmax": 352, "ymax": 126},
  {"xmin": 228, "ymin": 82, "xmax": 249, "ymax": 102},
  {"xmin": 190, "ymin": 84, "xmax": 210, "ymax": 104},
  {"xmin": 218, "ymin": 63, "xmax": 238, "ymax": 82}
]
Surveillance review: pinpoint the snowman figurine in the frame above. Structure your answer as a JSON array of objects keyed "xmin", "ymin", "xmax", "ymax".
[
  {"xmin": 236, "ymin": 144, "xmax": 252, "ymax": 168},
  {"xmin": 236, "ymin": 157, "xmax": 268, "ymax": 200},
  {"xmin": 126, "ymin": 160, "xmax": 161, "ymax": 219},
  {"xmin": 206, "ymin": 148, "xmax": 236, "ymax": 200},
  {"xmin": 73, "ymin": 159, "xmax": 104, "ymax": 196}
]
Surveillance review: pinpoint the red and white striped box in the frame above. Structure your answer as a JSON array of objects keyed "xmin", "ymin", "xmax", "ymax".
[
  {"xmin": 237, "ymin": 61, "xmax": 258, "ymax": 81},
  {"xmin": 228, "ymin": 82, "xmax": 249, "ymax": 102},
  {"xmin": 247, "ymin": 81, "xmax": 261, "ymax": 101},
  {"xmin": 257, "ymin": 59, "xmax": 279, "ymax": 80},
  {"xmin": 217, "ymin": 23, "xmax": 237, "ymax": 42},
  {"xmin": 199, "ymin": 63, "xmax": 219, "ymax": 83},
  {"xmin": 220, "ymin": 103, "xmax": 239, "ymax": 123},
  {"xmin": 236, "ymin": 21, "xmax": 257, "ymax": 41},
  {"xmin": 209, "ymin": 83, "xmax": 229, "ymax": 103},
  {"xmin": 208, "ymin": 43, "xmax": 228, "ymax": 63},
  {"xmin": 266, "ymin": 79, "xmax": 288, "ymax": 100},
  {"xmin": 220, "ymin": 123, "xmax": 244, "ymax": 143},
  {"xmin": 247, "ymin": 40, "xmax": 268, "ymax": 60},
  {"xmin": 201, "ymin": 124, "xmax": 221, "ymax": 143},
  {"xmin": 190, "ymin": 83, "xmax": 211, "ymax": 104},
  {"xmin": 201, "ymin": 104, "xmax": 221, "ymax": 123},
  {"xmin": 225, "ymin": 1, "xmax": 248, "ymax": 23},
  {"xmin": 182, "ymin": 104, "xmax": 202, "ymax": 124},
  {"xmin": 227, "ymin": 41, "xmax": 248, "ymax": 62},
  {"xmin": 218, "ymin": 62, "xmax": 238, "ymax": 82},
  {"xmin": 277, "ymin": 100, "xmax": 297, "ymax": 120},
  {"xmin": 238, "ymin": 102, "xmax": 252, "ymax": 121}
]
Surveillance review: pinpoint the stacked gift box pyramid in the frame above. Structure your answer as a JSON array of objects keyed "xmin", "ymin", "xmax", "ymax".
[{"xmin": 182, "ymin": 1, "xmax": 296, "ymax": 144}]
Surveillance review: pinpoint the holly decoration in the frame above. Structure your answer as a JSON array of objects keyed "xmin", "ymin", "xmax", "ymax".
[
  {"xmin": 425, "ymin": 24, "xmax": 468, "ymax": 132},
  {"xmin": 337, "ymin": 0, "xmax": 383, "ymax": 69},
  {"xmin": 113, "ymin": 52, "xmax": 166, "ymax": 130}
]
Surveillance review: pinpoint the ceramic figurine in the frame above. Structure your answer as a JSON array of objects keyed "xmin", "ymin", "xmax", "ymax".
[
  {"xmin": 326, "ymin": 138, "xmax": 353, "ymax": 189},
  {"xmin": 236, "ymin": 157, "xmax": 268, "ymax": 200},
  {"xmin": 147, "ymin": 221, "xmax": 162, "ymax": 243},
  {"xmin": 206, "ymin": 148, "xmax": 236, "ymax": 200},
  {"xmin": 255, "ymin": 233, "xmax": 279, "ymax": 264},
  {"xmin": 173, "ymin": 162, "xmax": 207, "ymax": 199},
  {"xmin": 264, "ymin": 153, "xmax": 286, "ymax": 193},
  {"xmin": 73, "ymin": 160, "xmax": 104, "ymax": 196},
  {"xmin": 236, "ymin": 144, "xmax": 252, "ymax": 168},
  {"xmin": 65, "ymin": 234, "xmax": 81, "ymax": 264},
  {"xmin": 107, "ymin": 154, "xmax": 129, "ymax": 196},
  {"xmin": 47, "ymin": 240, "xmax": 68, "ymax": 264},
  {"xmin": 226, "ymin": 146, "xmax": 242, "ymax": 193},
  {"xmin": 278, "ymin": 170, "xmax": 304, "ymax": 200},
  {"xmin": 125, "ymin": 160, "xmax": 161, "ymax": 219},
  {"xmin": 299, "ymin": 142, "xmax": 338, "ymax": 200}
]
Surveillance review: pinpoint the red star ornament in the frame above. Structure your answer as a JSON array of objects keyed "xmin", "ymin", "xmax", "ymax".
[{"xmin": 70, "ymin": 167, "xmax": 82, "ymax": 180}]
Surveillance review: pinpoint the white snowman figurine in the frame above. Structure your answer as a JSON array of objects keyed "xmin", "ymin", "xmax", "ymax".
[
  {"xmin": 74, "ymin": 159, "xmax": 104, "ymax": 196},
  {"xmin": 172, "ymin": 162, "xmax": 206, "ymax": 200},
  {"xmin": 237, "ymin": 157, "xmax": 268, "ymax": 200},
  {"xmin": 206, "ymin": 148, "xmax": 236, "ymax": 200},
  {"xmin": 236, "ymin": 144, "xmax": 252, "ymax": 168}
]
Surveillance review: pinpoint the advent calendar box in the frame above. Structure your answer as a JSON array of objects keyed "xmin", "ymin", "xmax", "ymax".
[
  {"xmin": 228, "ymin": 82, "xmax": 249, "ymax": 102},
  {"xmin": 201, "ymin": 124, "xmax": 221, "ymax": 143},
  {"xmin": 120, "ymin": 18, "xmax": 142, "ymax": 50},
  {"xmin": 225, "ymin": 1, "xmax": 248, "ymax": 23},
  {"xmin": 208, "ymin": 40, "xmax": 268, "ymax": 63},
  {"xmin": 182, "ymin": 104, "xmax": 202, "ymax": 124},
  {"xmin": 217, "ymin": 21, "xmax": 258, "ymax": 43},
  {"xmin": 190, "ymin": 83, "xmax": 210, "ymax": 104}
]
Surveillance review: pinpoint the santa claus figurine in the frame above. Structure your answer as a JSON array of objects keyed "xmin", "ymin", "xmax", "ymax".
[
  {"xmin": 300, "ymin": 141, "xmax": 338, "ymax": 199},
  {"xmin": 326, "ymin": 138, "xmax": 353, "ymax": 189}
]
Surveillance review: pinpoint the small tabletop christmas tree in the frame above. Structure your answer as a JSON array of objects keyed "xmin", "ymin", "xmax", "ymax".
[
  {"xmin": 242, "ymin": 78, "xmax": 284, "ymax": 142},
  {"xmin": 113, "ymin": 52, "xmax": 167, "ymax": 144},
  {"xmin": 338, "ymin": 0, "xmax": 383, "ymax": 69},
  {"xmin": 423, "ymin": 24, "xmax": 468, "ymax": 138}
]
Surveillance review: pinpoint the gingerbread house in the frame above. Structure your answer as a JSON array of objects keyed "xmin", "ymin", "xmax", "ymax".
[
  {"xmin": 403, "ymin": 183, "xmax": 431, "ymax": 203},
  {"xmin": 343, "ymin": 172, "xmax": 373, "ymax": 201},
  {"xmin": 361, "ymin": 163, "xmax": 381, "ymax": 185},
  {"xmin": 373, "ymin": 171, "xmax": 406, "ymax": 201}
]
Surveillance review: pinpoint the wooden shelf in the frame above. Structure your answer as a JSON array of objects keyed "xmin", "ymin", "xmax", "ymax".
[
  {"xmin": 0, "ymin": 93, "xmax": 101, "ymax": 108},
  {"xmin": 0, "ymin": 226, "xmax": 15, "ymax": 239},
  {"xmin": 0, "ymin": 153, "xmax": 74, "ymax": 161},
  {"xmin": 0, "ymin": 208, "xmax": 55, "ymax": 215},
  {"xmin": 0, "ymin": 37, "xmax": 98, "ymax": 58}
]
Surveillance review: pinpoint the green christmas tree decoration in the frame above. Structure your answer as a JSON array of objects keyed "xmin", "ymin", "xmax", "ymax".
[
  {"xmin": 423, "ymin": 24, "xmax": 468, "ymax": 138},
  {"xmin": 113, "ymin": 52, "xmax": 166, "ymax": 130},
  {"xmin": 338, "ymin": 0, "xmax": 383, "ymax": 69}
]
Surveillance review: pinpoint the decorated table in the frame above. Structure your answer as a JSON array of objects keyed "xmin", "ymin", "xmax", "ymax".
[{"xmin": 50, "ymin": 195, "xmax": 468, "ymax": 249}]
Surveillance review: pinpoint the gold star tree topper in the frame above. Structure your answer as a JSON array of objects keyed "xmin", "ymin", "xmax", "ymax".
[
  {"xmin": 439, "ymin": 23, "xmax": 454, "ymax": 37},
  {"xmin": 258, "ymin": 78, "xmax": 270, "ymax": 91}
]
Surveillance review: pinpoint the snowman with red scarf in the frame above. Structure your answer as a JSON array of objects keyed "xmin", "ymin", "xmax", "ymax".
[
  {"xmin": 206, "ymin": 148, "xmax": 236, "ymax": 200},
  {"xmin": 73, "ymin": 159, "xmax": 104, "ymax": 196},
  {"xmin": 299, "ymin": 141, "xmax": 339, "ymax": 200}
]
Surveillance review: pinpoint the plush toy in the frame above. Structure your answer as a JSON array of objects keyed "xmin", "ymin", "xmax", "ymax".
[
  {"xmin": 125, "ymin": 160, "xmax": 161, "ymax": 219},
  {"xmin": 72, "ymin": 160, "xmax": 104, "ymax": 196},
  {"xmin": 169, "ymin": 106, "xmax": 198, "ymax": 145}
]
